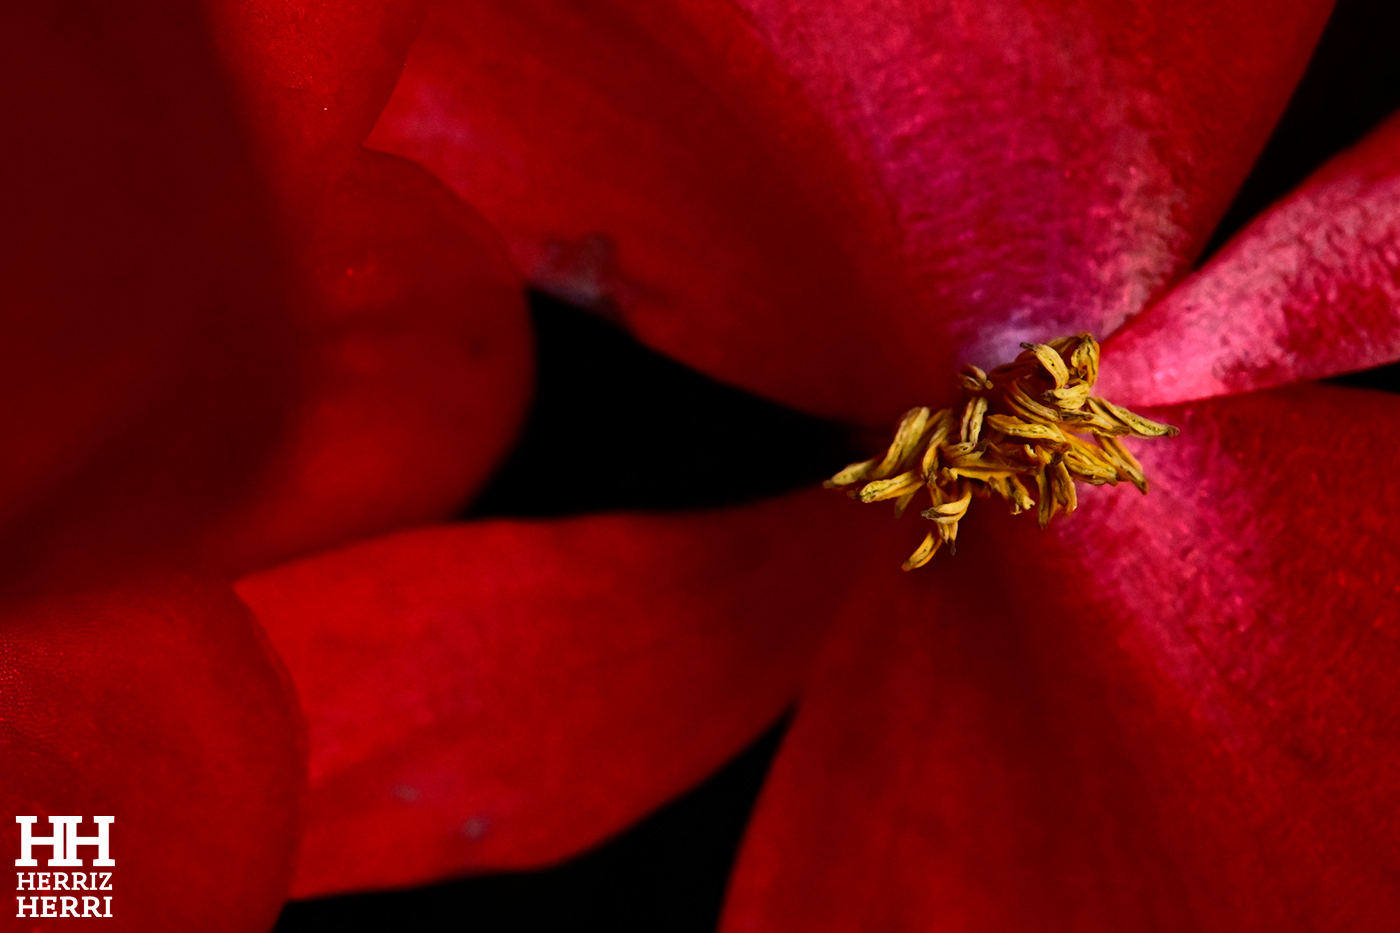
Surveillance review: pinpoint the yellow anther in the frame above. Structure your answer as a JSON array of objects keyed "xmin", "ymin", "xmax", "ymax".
[
  {"xmin": 959, "ymin": 396, "xmax": 989, "ymax": 444},
  {"xmin": 984, "ymin": 415, "xmax": 1064, "ymax": 444},
  {"xmin": 1043, "ymin": 382, "xmax": 1092, "ymax": 408},
  {"xmin": 902, "ymin": 531, "xmax": 941, "ymax": 571},
  {"xmin": 921, "ymin": 487, "xmax": 973, "ymax": 524},
  {"xmin": 826, "ymin": 333, "xmax": 1178, "ymax": 569},
  {"xmin": 871, "ymin": 407, "xmax": 932, "ymax": 477},
  {"xmin": 856, "ymin": 470, "xmax": 923, "ymax": 503},
  {"xmin": 1021, "ymin": 342, "xmax": 1070, "ymax": 388}
]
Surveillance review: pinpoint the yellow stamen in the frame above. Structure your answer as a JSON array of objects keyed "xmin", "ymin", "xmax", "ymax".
[{"xmin": 825, "ymin": 333, "xmax": 1178, "ymax": 569}]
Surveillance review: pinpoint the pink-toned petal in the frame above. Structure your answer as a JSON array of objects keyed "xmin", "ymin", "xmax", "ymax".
[
  {"xmin": 1, "ymin": 2, "xmax": 293, "ymax": 580},
  {"xmin": 1103, "ymin": 109, "xmax": 1400, "ymax": 406},
  {"xmin": 0, "ymin": 575, "xmax": 303, "ymax": 932},
  {"xmin": 725, "ymin": 384, "xmax": 1400, "ymax": 932},
  {"xmin": 205, "ymin": 0, "xmax": 429, "ymax": 214},
  {"xmin": 732, "ymin": 0, "xmax": 1335, "ymax": 364},
  {"xmin": 371, "ymin": 0, "xmax": 1332, "ymax": 424},
  {"xmin": 235, "ymin": 490, "xmax": 878, "ymax": 897},
  {"xmin": 201, "ymin": 149, "xmax": 532, "ymax": 575}
]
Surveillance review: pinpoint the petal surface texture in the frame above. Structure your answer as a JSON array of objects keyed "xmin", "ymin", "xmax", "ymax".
[
  {"xmin": 1103, "ymin": 110, "xmax": 1400, "ymax": 406},
  {"xmin": 0, "ymin": 1, "xmax": 294, "ymax": 576},
  {"xmin": 0, "ymin": 576, "xmax": 303, "ymax": 933},
  {"xmin": 202, "ymin": 149, "xmax": 532, "ymax": 575},
  {"xmin": 236, "ymin": 491, "xmax": 876, "ymax": 896},
  {"xmin": 371, "ymin": 0, "xmax": 1332, "ymax": 424},
  {"xmin": 205, "ymin": 0, "xmax": 429, "ymax": 210},
  {"xmin": 724, "ymin": 384, "xmax": 1400, "ymax": 932}
]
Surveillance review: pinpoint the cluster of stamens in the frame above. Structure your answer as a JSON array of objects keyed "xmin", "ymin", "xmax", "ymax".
[{"xmin": 825, "ymin": 334, "xmax": 1178, "ymax": 570}]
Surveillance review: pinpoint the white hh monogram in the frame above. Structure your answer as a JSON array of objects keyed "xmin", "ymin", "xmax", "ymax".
[{"xmin": 15, "ymin": 816, "xmax": 115, "ymax": 867}]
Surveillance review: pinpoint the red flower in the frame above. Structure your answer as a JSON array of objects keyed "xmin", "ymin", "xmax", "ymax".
[
  {"xmin": 240, "ymin": 0, "xmax": 1400, "ymax": 928},
  {"xmin": 7, "ymin": 1, "xmax": 1400, "ymax": 930},
  {"xmin": 2, "ymin": 3, "xmax": 528, "ymax": 930}
]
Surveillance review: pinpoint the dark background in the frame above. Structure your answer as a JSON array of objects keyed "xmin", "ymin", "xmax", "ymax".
[{"xmin": 275, "ymin": 0, "xmax": 1400, "ymax": 929}]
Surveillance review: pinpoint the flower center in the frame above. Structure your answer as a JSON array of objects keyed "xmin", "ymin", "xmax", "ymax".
[{"xmin": 825, "ymin": 334, "xmax": 1178, "ymax": 570}]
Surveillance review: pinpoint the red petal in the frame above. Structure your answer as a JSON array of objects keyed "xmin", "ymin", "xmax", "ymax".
[
  {"xmin": 205, "ymin": 0, "xmax": 429, "ymax": 213},
  {"xmin": 371, "ymin": 0, "xmax": 1331, "ymax": 424},
  {"xmin": 0, "ymin": 575, "xmax": 303, "ymax": 932},
  {"xmin": 200, "ymin": 149, "xmax": 532, "ymax": 575},
  {"xmin": 0, "ymin": 3, "xmax": 294, "ymax": 579},
  {"xmin": 235, "ymin": 490, "xmax": 875, "ymax": 896},
  {"xmin": 725, "ymin": 384, "xmax": 1400, "ymax": 931},
  {"xmin": 370, "ymin": 0, "xmax": 913, "ymax": 424},
  {"xmin": 1103, "ymin": 110, "xmax": 1400, "ymax": 406}
]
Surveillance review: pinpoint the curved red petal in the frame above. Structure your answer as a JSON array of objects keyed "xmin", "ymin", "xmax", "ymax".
[
  {"xmin": 0, "ymin": 2, "xmax": 294, "ymax": 580},
  {"xmin": 235, "ymin": 490, "xmax": 873, "ymax": 896},
  {"xmin": 0, "ymin": 575, "xmax": 303, "ymax": 932},
  {"xmin": 205, "ymin": 0, "xmax": 429, "ymax": 212},
  {"xmin": 1103, "ymin": 110, "xmax": 1400, "ymax": 406},
  {"xmin": 725, "ymin": 384, "xmax": 1400, "ymax": 932},
  {"xmin": 201, "ymin": 149, "xmax": 532, "ymax": 575},
  {"xmin": 371, "ymin": 0, "xmax": 915, "ymax": 424},
  {"xmin": 371, "ymin": 0, "xmax": 1331, "ymax": 424}
]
